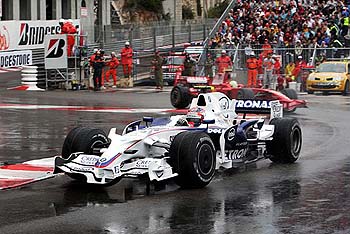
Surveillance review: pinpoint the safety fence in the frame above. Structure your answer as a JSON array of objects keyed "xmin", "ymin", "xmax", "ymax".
[{"xmin": 201, "ymin": 46, "xmax": 350, "ymax": 89}]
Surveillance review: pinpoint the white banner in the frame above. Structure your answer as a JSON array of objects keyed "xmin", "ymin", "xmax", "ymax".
[
  {"xmin": 0, "ymin": 19, "xmax": 80, "ymax": 51},
  {"xmin": 0, "ymin": 50, "xmax": 32, "ymax": 68},
  {"xmin": 44, "ymin": 34, "xmax": 67, "ymax": 69}
]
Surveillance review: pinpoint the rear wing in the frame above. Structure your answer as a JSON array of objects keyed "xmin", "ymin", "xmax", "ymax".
[{"xmin": 234, "ymin": 99, "xmax": 283, "ymax": 119}]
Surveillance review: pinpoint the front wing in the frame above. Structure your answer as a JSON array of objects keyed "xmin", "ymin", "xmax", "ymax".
[{"xmin": 54, "ymin": 153, "xmax": 178, "ymax": 185}]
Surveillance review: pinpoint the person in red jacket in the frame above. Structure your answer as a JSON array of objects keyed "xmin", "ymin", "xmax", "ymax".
[
  {"xmin": 59, "ymin": 19, "xmax": 76, "ymax": 57},
  {"xmin": 262, "ymin": 39, "xmax": 273, "ymax": 57},
  {"xmin": 105, "ymin": 52, "xmax": 120, "ymax": 88},
  {"xmin": 246, "ymin": 52, "xmax": 258, "ymax": 87},
  {"xmin": 215, "ymin": 50, "xmax": 233, "ymax": 73},
  {"xmin": 59, "ymin": 19, "xmax": 70, "ymax": 34},
  {"xmin": 272, "ymin": 55, "xmax": 283, "ymax": 90},
  {"xmin": 293, "ymin": 55, "xmax": 307, "ymax": 83},
  {"xmin": 67, "ymin": 19, "xmax": 77, "ymax": 57},
  {"xmin": 120, "ymin": 41, "xmax": 133, "ymax": 78}
]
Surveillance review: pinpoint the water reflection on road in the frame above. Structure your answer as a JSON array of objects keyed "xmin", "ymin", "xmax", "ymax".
[{"xmin": 0, "ymin": 108, "xmax": 162, "ymax": 162}]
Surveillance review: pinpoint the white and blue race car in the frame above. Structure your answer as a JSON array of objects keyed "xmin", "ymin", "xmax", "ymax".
[{"xmin": 54, "ymin": 92, "xmax": 302, "ymax": 188}]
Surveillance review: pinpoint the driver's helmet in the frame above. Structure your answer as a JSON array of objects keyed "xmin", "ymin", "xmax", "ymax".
[{"xmin": 186, "ymin": 107, "xmax": 205, "ymax": 127}]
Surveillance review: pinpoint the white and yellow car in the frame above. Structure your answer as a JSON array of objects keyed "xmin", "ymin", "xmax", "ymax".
[{"xmin": 307, "ymin": 61, "xmax": 350, "ymax": 95}]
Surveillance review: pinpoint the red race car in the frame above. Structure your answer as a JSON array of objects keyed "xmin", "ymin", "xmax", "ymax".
[{"xmin": 170, "ymin": 71, "xmax": 307, "ymax": 112}]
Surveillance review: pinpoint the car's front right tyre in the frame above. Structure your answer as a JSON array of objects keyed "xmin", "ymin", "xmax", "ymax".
[{"xmin": 266, "ymin": 118, "xmax": 302, "ymax": 163}]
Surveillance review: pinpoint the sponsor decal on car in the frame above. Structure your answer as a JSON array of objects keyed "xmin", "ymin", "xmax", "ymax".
[
  {"xmin": 227, "ymin": 128, "xmax": 236, "ymax": 141},
  {"xmin": 114, "ymin": 166, "xmax": 121, "ymax": 175},
  {"xmin": 135, "ymin": 160, "xmax": 152, "ymax": 169},
  {"xmin": 207, "ymin": 128, "xmax": 224, "ymax": 134},
  {"xmin": 70, "ymin": 166, "xmax": 93, "ymax": 172},
  {"xmin": 81, "ymin": 156, "xmax": 99, "ymax": 165},
  {"xmin": 235, "ymin": 100, "xmax": 270, "ymax": 109},
  {"xmin": 217, "ymin": 148, "xmax": 248, "ymax": 160}
]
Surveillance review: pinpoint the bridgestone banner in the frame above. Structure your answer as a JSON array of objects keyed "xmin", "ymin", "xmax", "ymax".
[
  {"xmin": 0, "ymin": 19, "xmax": 80, "ymax": 51},
  {"xmin": 0, "ymin": 50, "xmax": 32, "ymax": 68}
]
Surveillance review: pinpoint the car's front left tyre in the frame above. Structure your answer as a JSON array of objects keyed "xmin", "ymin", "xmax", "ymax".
[{"xmin": 169, "ymin": 131, "xmax": 216, "ymax": 188}]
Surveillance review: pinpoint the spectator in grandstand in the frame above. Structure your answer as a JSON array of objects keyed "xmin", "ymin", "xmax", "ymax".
[
  {"xmin": 294, "ymin": 40, "xmax": 303, "ymax": 58},
  {"xmin": 331, "ymin": 36, "xmax": 345, "ymax": 57},
  {"xmin": 121, "ymin": 41, "xmax": 133, "ymax": 78},
  {"xmin": 215, "ymin": 50, "xmax": 233, "ymax": 73},
  {"xmin": 285, "ymin": 59, "xmax": 296, "ymax": 86}
]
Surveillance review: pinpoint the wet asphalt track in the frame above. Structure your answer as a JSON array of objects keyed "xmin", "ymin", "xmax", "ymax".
[{"xmin": 0, "ymin": 78, "xmax": 350, "ymax": 233}]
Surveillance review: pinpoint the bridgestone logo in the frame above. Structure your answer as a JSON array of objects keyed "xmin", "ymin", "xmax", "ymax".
[{"xmin": 46, "ymin": 39, "xmax": 65, "ymax": 58}]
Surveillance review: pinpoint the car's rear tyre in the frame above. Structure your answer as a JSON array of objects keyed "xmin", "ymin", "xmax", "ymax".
[
  {"xmin": 281, "ymin": 88, "xmax": 298, "ymax": 99},
  {"xmin": 266, "ymin": 118, "xmax": 302, "ymax": 163},
  {"xmin": 343, "ymin": 80, "xmax": 349, "ymax": 96},
  {"xmin": 170, "ymin": 85, "xmax": 191, "ymax": 108},
  {"xmin": 169, "ymin": 131, "xmax": 216, "ymax": 188},
  {"xmin": 237, "ymin": 88, "xmax": 255, "ymax": 99},
  {"xmin": 307, "ymin": 90, "xmax": 314, "ymax": 94}
]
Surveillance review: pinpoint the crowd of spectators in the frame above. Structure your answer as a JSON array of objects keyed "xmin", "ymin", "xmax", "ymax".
[{"xmin": 209, "ymin": 0, "xmax": 350, "ymax": 61}]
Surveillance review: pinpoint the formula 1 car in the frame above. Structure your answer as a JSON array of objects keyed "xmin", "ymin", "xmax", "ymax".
[
  {"xmin": 170, "ymin": 71, "xmax": 307, "ymax": 112},
  {"xmin": 54, "ymin": 92, "xmax": 302, "ymax": 189}
]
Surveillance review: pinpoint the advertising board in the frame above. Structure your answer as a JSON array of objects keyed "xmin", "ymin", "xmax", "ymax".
[{"xmin": 0, "ymin": 19, "xmax": 80, "ymax": 51}]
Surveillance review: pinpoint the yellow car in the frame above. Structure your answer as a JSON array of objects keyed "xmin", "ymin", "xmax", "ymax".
[{"xmin": 306, "ymin": 61, "xmax": 350, "ymax": 95}]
